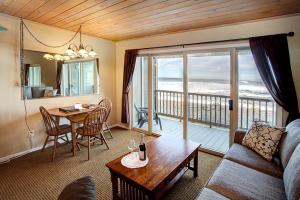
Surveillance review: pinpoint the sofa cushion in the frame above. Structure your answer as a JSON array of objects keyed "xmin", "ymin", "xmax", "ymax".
[
  {"xmin": 58, "ymin": 176, "xmax": 96, "ymax": 200},
  {"xmin": 196, "ymin": 188, "xmax": 229, "ymax": 200},
  {"xmin": 242, "ymin": 121, "xmax": 284, "ymax": 161},
  {"xmin": 234, "ymin": 129, "xmax": 247, "ymax": 144},
  {"xmin": 31, "ymin": 86, "xmax": 45, "ymax": 98},
  {"xmin": 283, "ymin": 144, "xmax": 300, "ymax": 200},
  {"xmin": 207, "ymin": 159, "xmax": 286, "ymax": 200},
  {"xmin": 279, "ymin": 119, "xmax": 300, "ymax": 169},
  {"xmin": 224, "ymin": 143, "xmax": 283, "ymax": 178}
]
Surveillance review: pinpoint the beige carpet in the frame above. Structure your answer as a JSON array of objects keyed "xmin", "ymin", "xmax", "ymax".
[{"xmin": 0, "ymin": 128, "xmax": 221, "ymax": 200}]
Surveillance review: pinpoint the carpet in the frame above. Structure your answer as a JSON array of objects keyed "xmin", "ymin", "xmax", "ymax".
[{"xmin": 0, "ymin": 128, "xmax": 221, "ymax": 200}]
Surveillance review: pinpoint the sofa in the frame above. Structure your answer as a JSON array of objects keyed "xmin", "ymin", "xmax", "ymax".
[
  {"xmin": 198, "ymin": 119, "xmax": 300, "ymax": 200},
  {"xmin": 23, "ymin": 86, "xmax": 58, "ymax": 99}
]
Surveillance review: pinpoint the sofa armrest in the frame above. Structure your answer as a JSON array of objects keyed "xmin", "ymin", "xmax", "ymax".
[{"xmin": 234, "ymin": 129, "xmax": 247, "ymax": 144}]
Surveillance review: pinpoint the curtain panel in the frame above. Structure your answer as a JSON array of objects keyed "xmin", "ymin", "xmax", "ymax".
[
  {"xmin": 249, "ymin": 34, "xmax": 299, "ymax": 125},
  {"xmin": 96, "ymin": 58, "xmax": 100, "ymax": 75},
  {"xmin": 121, "ymin": 49, "xmax": 138, "ymax": 123},
  {"xmin": 56, "ymin": 61, "xmax": 64, "ymax": 94},
  {"xmin": 24, "ymin": 64, "xmax": 30, "ymax": 86}
]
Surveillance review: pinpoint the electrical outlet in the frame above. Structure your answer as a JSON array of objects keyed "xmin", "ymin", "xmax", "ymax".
[{"xmin": 28, "ymin": 129, "xmax": 34, "ymax": 137}]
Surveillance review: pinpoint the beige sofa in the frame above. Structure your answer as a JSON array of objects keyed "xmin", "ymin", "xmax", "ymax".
[{"xmin": 198, "ymin": 119, "xmax": 300, "ymax": 200}]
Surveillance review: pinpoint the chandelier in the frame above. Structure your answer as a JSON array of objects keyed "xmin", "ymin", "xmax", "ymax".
[{"xmin": 43, "ymin": 26, "xmax": 97, "ymax": 61}]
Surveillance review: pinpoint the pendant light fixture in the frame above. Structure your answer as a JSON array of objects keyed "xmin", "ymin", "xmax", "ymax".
[
  {"xmin": 43, "ymin": 25, "xmax": 97, "ymax": 61},
  {"xmin": 65, "ymin": 25, "xmax": 97, "ymax": 59}
]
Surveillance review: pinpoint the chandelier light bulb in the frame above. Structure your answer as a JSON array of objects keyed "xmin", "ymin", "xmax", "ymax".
[
  {"xmin": 78, "ymin": 48, "xmax": 87, "ymax": 56},
  {"xmin": 65, "ymin": 47, "xmax": 74, "ymax": 56},
  {"xmin": 63, "ymin": 55, "xmax": 70, "ymax": 60},
  {"xmin": 54, "ymin": 54, "xmax": 63, "ymax": 61},
  {"xmin": 43, "ymin": 54, "xmax": 54, "ymax": 60},
  {"xmin": 89, "ymin": 49, "xmax": 97, "ymax": 57}
]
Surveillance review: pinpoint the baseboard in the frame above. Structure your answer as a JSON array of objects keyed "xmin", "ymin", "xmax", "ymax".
[
  {"xmin": 0, "ymin": 144, "xmax": 51, "ymax": 164},
  {"xmin": 115, "ymin": 123, "xmax": 130, "ymax": 130},
  {"xmin": 0, "ymin": 123, "xmax": 121, "ymax": 164}
]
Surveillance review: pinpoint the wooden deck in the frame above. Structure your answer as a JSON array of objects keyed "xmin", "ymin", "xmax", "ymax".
[{"xmin": 135, "ymin": 116, "xmax": 229, "ymax": 153}]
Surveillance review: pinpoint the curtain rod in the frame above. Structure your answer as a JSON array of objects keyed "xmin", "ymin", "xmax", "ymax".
[{"xmin": 135, "ymin": 32, "xmax": 294, "ymax": 51}]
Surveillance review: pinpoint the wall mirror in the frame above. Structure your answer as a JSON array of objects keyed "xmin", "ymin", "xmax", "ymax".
[{"xmin": 22, "ymin": 50, "xmax": 99, "ymax": 99}]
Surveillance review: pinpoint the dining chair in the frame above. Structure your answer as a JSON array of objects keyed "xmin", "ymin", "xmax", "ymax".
[
  {"xmin": 39, "ymin": 106, "xmax": 71, "ymax": 161},
  {"xmin": 76, "ymin": 107, "xmax": 109, "ymax": 160},
  {"xmin": 98, "ymin": 98, "xmax": 113, "ymax": 138}
]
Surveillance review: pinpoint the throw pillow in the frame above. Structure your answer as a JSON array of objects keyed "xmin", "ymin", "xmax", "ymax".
[
  {"xmin": 242, "ymin": 121, "xmax": 285, "ymax": 161},
  {"xmin": 58, "ymin": 176, "xmax": 96, "ymax": 200},
  {"xmin": 53, "ymin": 89, "xmax": 58, "ymax": 96},
  {"xmin": 44, "ymin": 89, "xmax": 54, "ymax": 97}
]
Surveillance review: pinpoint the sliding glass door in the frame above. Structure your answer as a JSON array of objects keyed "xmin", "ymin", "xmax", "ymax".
[
  {"xmin": 187, "ymin": 52, "xmax": 231, "ymax": 152},
  {"xmin": 131, "ymin": 46, "xmax": 277, "ymax": 154},
  {"xmin": 132, "ymin": 56, "xmax": 149, "ymax": 132},
  {"xmin": 152, "ymin": 55, "xmax": 184, "ymax": 138}
]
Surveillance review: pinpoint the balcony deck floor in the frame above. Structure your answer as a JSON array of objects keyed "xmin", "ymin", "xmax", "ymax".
[{"xmin": 136, "ymin": 116, "xmax": 229, "ymax": 154}]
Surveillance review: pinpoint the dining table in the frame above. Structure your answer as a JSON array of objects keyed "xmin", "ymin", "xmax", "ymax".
[{"xmin": 47, "ymin": 105, "xmax": 99, "ymax": 156}]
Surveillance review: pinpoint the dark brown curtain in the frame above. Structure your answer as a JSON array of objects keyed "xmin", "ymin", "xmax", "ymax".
[
  {"xmin": 121, "ymin": 49, "xmax": 138, "ymax": 123},
  {"xmin": 24, "ymin": 64, "xmax": 30, "ymax": 86},
  {"xmin": 96, "ymin": 58, "xmax": 99, "ymax": 75},
  {"xmin": 249, "ymin": 34, "xmax": 299, "ymax": 125},
  {"xmin": 56, "ymin": 61, "xmax": 64, "ymax": 94}
]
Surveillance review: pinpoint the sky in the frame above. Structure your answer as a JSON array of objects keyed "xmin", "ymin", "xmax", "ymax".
[{"xmin": 157, "ymin": 50, "xmax": 263, "ymax": 82}]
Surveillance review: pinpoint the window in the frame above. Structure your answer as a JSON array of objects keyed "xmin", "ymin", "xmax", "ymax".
[
  {"xmin": 62, "ymin": 60, "xmax": 99, "ymax": 96},
  {"xmin": 28, "ymin": 65, "xmax": 41, "ymax": 86}
]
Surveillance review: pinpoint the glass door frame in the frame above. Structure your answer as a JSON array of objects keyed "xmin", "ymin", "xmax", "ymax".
[{"xmin": 131, "ymin": 45, "xmax": 250, "ymax": 153}]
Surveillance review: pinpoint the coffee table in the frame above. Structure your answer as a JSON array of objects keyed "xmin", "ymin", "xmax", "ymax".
[{"xmin": 106, "ymin": 135, "xmax": 200, "ymax": 200}]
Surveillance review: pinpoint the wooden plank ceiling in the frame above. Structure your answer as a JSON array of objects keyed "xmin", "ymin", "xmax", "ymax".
[{"xmin": 0, "ymin": 0, "xmax": 300, "ymax": 41}]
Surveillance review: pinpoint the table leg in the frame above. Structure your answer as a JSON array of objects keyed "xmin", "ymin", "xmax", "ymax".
[
  {"xmin": 111, "ymin": 172, "xmax": 118, "ymax": 200},
  {"xmin": 55, "ymin": 116, "xmax": 60, "ymax": 125},
  {"xmin": 194, "ymin": 150, "xmax": 198, "ymax": 178},
  {"xmin": 71, "ymin": 122, "xmax": 76, "ymax": 156}
]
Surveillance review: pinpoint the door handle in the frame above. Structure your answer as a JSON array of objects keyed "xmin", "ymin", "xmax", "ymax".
[{"xmin": 229, "ymin": 100, "xmax": 233, "ymax": 111}]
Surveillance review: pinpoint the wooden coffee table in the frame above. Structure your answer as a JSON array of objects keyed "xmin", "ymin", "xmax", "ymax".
[{"xmin": 106, "ymin": 135, "xmax": 200, "ymax": 200}]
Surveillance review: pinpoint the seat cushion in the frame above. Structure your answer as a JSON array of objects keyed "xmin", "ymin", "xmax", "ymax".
[
  {"xmin": 224, "ymin": 143, "xmax": 283, "ymax": 178},
  {"xmin": 279, "ymin": 119, "xmax": 300, "ymax": 168},
  {"xmin": 58, "ymin": 124, "xmax": 72, "ymax": 135},
  {"xmin": 283, "ymin": 144, "xmax": 300, "ymax": 200},
  {"xmin": 196, "ymin": 188, "xmax": 230, "ymax": 200},
  {"xmin": 58, "ymin": 176, "xmax": 96, "ymax": 200},
  {"xmin": 207, "ymin": 159, "xmax": 286, "ymax": 200}
]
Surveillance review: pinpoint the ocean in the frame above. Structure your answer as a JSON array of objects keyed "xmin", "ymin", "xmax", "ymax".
[{"xmin": 157, "ymin": 79, "xmax": 272, "ymax": 99}]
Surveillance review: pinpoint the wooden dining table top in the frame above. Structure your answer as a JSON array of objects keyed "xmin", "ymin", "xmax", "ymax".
[{"xmin": 47, "ymin": 105, "xmax": 100, "ymax": 122}]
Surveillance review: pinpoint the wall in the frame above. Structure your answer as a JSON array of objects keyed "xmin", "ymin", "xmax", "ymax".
[
  {"xmin": 115, "ymin": 15, "xmax": 300, "ymax": 126},
  {"xmin": 0, "ymin": 13, "xmax": 116, "ymax": 158}
]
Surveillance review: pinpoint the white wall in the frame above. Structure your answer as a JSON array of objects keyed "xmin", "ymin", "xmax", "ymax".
[
  {"xmin": 0, "ymin": 13, "xmax": 116, "ymax": 158},
  {"xmin": 115, "ymin": 15, "xmax": 300, "ymax": 125}
]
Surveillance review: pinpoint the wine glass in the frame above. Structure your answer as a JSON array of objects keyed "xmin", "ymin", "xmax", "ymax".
[{"xmin": 128, "ymin": 139, "xmax": 137, "ymax": 160}]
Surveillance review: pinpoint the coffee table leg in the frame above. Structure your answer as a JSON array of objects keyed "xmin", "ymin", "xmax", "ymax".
[
  {"xmin": 194, "ymin": 151, "xmax": 198, "ymax": 178},
  {"xmin": 111, "ymin": 173, "xmax": 118, "ymax": 200}
]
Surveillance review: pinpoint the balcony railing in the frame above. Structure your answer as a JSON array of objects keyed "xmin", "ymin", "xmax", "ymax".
[{"xmin": 155, "ymin": 90, "xmax": 276, "ymax": 129}]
